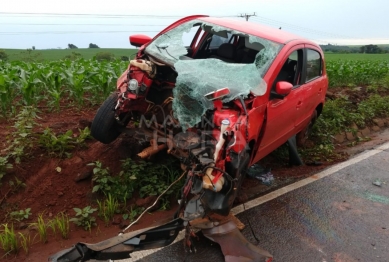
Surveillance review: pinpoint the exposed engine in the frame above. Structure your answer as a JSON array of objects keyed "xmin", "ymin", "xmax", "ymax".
[{"xmin": 113, "ymin": 59, "xmax": 248, "ymax": 226}]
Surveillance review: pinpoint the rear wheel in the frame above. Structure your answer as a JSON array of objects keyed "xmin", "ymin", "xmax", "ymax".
[{"xmin": 91, "ymin": 93, "xmax": 122, "ymax": 144}]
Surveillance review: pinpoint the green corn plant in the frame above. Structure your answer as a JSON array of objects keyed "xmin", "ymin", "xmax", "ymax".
[
  {"xmin": 29, "ymin": 214, "xmax": 48, "ymax": 243},
  {"xmin": 19, "ymin": 68, "xmax": 43, "ymax": 106},
  {"xmin": 88, "ymin": 66, "xmax": 116, "ymax": 104},
  {"xmin": 97, "ymin": 194, "xmax": 119, "ymax": 226},
  {"xmin": 41, "ymin": 71, "xmax": 66, "ymax": 111},
  {"xmin": 0, "ymin": 73, "xmax": 16, "ymax": 117},
  {"xmin": 51, "ymin": 212, "xmax": 70, "ymax": 239},
  {"xmin": 0, "ymin": 224, "xmax": 19, "ymax": 255},
  {"xmin": 18, "ymin": 232, "xmax": 32, "ymax": 254},
  {"xmin": 65, "ymin": 67, "xmax": 90, "ymax": 108}
]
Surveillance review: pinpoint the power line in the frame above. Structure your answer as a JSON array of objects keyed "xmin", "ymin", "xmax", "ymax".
[
  {"xmin": 250, "ymin": 16, "xmax": 362, "ymax": 40},
  {"xmin": 238, "ymin": 12, "xmax": 256, "ymax": 21}
]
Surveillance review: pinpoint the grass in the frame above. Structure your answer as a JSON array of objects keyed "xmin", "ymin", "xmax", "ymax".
[
  {"xmin": 0, "ymin": 224, "xmax": 19, "ymax": 255},
  {"xmin": 30, "ymin": 214, "xmax": 48, "ymax": 243},
  {"xmin": 97, "ymin": 194, "xmax": 119, "ymax": 226},
  {"xmin": 18, "ymin": 233, "xmax": 32, "ymax": 254},
  {"xmin": 51, "ymin": 213, "xmax": 70, "ymax": 239},
  {"xmin": 2, "ymin": 48, "xmax": 138, "ymax": 61}
]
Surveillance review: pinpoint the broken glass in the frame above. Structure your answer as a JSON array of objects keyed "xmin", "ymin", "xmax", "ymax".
[
  {"xmin": 172, "ymin": 59, "xmax": 268, "ymax": 129},
  {"xmin": 145, "ymin": 20, "xmax": 198, "ymax": 65},
  {"xmin": 146, "ymin": 19, "xmax": 282, "ymax": 130}
]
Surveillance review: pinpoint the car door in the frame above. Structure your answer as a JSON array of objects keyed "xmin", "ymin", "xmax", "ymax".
[
  {"xmin": 294, "ymin": 46, "xmax": 326, "ymax": 129},
  {"xmin": 254, "ymin": 45, "xmax": 305, "ymax": 161}
]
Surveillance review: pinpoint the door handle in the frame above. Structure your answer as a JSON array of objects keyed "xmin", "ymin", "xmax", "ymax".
[{"xmin": 296, "ymin": 101, "xmax": 302, "ymax": 109}]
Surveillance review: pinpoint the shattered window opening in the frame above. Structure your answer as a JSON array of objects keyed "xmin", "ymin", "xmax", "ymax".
[
  {"xmin": 145, "ymin": 19, "xmax": 282, "ymax": 130},
  {"xmin": 145, "ymin": 20, "xmax": 199, "ymax": 65}
]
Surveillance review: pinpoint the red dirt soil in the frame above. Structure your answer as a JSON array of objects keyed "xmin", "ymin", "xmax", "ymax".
[
  {"xmin": 0, "ymin": 106, "xmax": 178, "ymax": 261},
  {"xmin": 1, "ymin": 95, "xmax": 388, "ymax": 261}
]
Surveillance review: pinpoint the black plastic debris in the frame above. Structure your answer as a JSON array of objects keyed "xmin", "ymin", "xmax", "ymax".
[{"xmin": 246, "ymin": 164, "xmax": 274, "ymax": 186}]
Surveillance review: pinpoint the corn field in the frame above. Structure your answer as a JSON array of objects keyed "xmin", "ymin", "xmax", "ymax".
[
  {"xmin": 0, "ymin": 59, "xmax": 128, "ymax": 116},
  {"xmin": 1, "ymin": 58, "xmax": 389, "ymax": 118},
  {"xmin": 326, "ymin": 60, "xmax": 389, "ymax": 88}
]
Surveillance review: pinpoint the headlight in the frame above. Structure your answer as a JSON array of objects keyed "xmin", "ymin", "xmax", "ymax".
[{"xmin": 128, "ymin": 79, "xmax": 139, "ymax": 93}]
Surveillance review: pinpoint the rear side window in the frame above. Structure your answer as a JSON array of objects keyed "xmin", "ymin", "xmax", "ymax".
[
  {"xmin": 306, "ymin": 49, "xmax": 322, "ymax": 82},
  {"xmin": 209, "ymin": 33, "xmax": 232, "ymax": 49}
]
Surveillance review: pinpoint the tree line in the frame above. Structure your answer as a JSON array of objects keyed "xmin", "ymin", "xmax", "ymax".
[
  {"xmin": 321, "ymin": 44, "xmax": 389, "ymax": 54},
  {"xmin": 68, "ymin": 43, "xmax": 99, "ymax": 49}
]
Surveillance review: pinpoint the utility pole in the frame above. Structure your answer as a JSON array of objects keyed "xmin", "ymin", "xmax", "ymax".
[{"xmin": 239, "ymin": 12, "xmax": 256, "ymax": 21}]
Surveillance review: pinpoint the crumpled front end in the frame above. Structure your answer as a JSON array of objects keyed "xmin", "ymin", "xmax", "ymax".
[{"xmin": 51, "ymin": 18, "xmax": 277, "ymax": 262}]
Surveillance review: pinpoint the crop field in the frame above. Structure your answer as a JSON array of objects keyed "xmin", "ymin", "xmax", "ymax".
[
  {"xmin": 325, "ymin": 53, "xmax": 389, "ymax": 62},
  {"xmin": 326, "ymin": 60, "xmax": 389, "ymax": 87},
  {"xmin": 0, "ymin": 59, "xmax": 129, "ymax": 116},
  {"xmin": 2, "ymin": 48, "xmax": 137, "ymax": 61}
]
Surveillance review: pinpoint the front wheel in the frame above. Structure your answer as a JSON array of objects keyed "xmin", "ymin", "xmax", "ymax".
[
  {"xmin": 297, "ymin": 110, "xmax": 318, "ymax": 147},
  {"xmin": 91, "ymin": 93, "xmax": 122, "ymax": 144}
]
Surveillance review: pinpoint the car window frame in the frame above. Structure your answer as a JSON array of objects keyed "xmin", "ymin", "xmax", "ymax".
[{"xmin": 270, "ymin": 45, "xmax": 305, "ymax": 92}]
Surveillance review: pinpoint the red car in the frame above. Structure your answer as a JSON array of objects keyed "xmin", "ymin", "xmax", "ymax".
[{"xmin": 51, "ymin": 15, "xmax": 328, "ymax": 262}]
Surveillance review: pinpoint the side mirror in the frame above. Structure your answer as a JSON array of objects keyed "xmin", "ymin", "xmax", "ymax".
[
  {"xmin": 129, "ymin": 34, "xmax": 152, "ymax": 47},
  {"xmin": 204, "ymin": 87, "xmax": 231, "ymax": 101},
  {"xmin": 275, "ymin": 81, "xmax": 293, "ymax": 96}
]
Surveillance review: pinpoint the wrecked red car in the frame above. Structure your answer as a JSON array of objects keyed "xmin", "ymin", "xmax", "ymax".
[{"xmin": 50, "ymin": 15, "xmax": 327, "ymax": 262}]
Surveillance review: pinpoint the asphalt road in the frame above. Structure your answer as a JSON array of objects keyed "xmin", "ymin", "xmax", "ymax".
[{"xmin": 126, "ymin": 142, "xmax": 389, "ymax": 262}]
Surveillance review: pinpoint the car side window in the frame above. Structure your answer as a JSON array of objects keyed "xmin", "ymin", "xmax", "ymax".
[
  {"xmin": 273, "ymin": 49, "xmax": 303, "ymax": 90},
  {"xmin": 209, "ymin": 33, "xmax": 232, "ymax": 49},
  {"xmin": 305, "ymin": 49, "xmax": 322, "ymax": 82}
]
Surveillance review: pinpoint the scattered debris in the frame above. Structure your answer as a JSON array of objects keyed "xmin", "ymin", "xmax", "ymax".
[
  {"xmin": 306, "ymin": 161, "xmax": 323, "ymax": 166},
  {"xmin": 247, "ymin": 164, "xmax": 274, "ymax": 185},
  {"xmin": 373, "ymin": 179, "xmax": 382, "ymax": 187},
  {"xmin": 74, "ymin": 171, "xmax": 92, "ymax": 182}
]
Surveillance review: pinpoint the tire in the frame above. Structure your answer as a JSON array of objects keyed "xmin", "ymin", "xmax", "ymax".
[
  {"xmin": 297, "ymin": 110, "xmax": 318, "ymax": 147},
  {"xmin": 91, "ymin": 93, "xmax": 122, "ymax": 144}
]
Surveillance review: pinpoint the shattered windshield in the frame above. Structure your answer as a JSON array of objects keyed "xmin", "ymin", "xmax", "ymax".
[{"xmin": 145, "ymin": 19, "xmax": 282, "ymax": 130}]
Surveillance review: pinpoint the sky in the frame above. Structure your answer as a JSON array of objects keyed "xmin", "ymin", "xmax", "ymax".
[{"xmin": 0, "ymin": 0, "xmax": 388, "ymax": 49}]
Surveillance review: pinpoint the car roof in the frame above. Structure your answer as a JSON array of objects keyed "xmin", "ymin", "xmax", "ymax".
[{"xmin": 197, "ymin": 17, "xmax": 315, "ymax": 45}]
